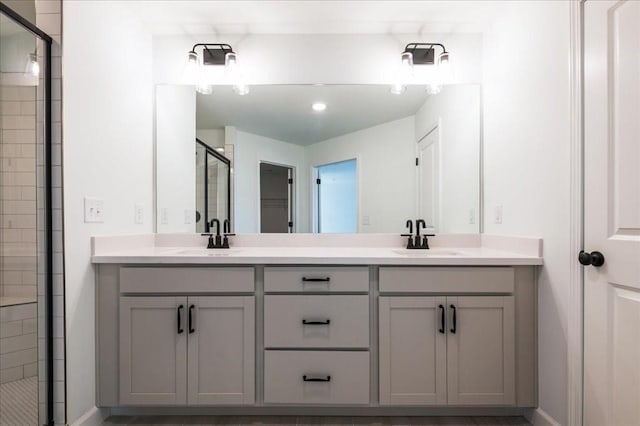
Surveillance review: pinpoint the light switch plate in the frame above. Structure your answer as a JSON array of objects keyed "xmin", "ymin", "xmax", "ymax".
[
  {"xmin": 494, "ymin": 205, "xmax": 503, "ymax": 224},
  {"xmin": 362, "ymin": 215, "xmax": 371, "ymax": 226},
  {"xmin": 160, "ymin": 208, "xmax": 169, "ymax": 225},
  {"xmin": 134, "ymin": 204, "xmax": 144, "ymax": 224},
  {"xmin": 84, "ymin": 197, "xmax": 104, "ymax": 223}
]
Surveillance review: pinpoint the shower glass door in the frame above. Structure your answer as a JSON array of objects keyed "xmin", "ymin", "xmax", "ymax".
[{"xmin": 0, "ymin": 4, "xmax": 52, "ymax": 425}]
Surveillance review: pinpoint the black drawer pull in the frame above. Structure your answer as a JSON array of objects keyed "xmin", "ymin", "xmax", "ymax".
[
  {"xmin": 177, "ymin": 305, "xmax": 184, "ymax": 334},
  {"xmin": 303, "ymin": 375, "xmax": 331, "ymax": 382},
  {"xmin": 302, "ymin": 277, "xmax": 331, "ymax": 282},
  {"xmin": 438, "ymin": 304, "xmax": 445, "ymax": 334},
  {"xmin": 188, "ymin": 304, "xmax": 195, "ymax": 334},
  {"xmin": 450, "ymin": 304, "xmax": 457, "ymax": 334},
  {"xmin": 302, "ymin": 319, "xmax": 331, "ymax": 325}
]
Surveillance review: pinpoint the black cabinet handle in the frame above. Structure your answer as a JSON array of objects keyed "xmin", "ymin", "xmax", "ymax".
[
  {"xmin": 303, "ymin": 375, "xmax": 331, "ymax": 382},
  {"xmin": 450, "ymin": 304, "xmax": 456, "ymax": 334},
  {"xmin": 302, "ymin": 277, "xmax": 331, "ymax": 282},
  {"xmin": 438, "ymin": 304, "xmax": 445, "ymax": 334},
  {"xmin": 188, "ymin": 305, "xmax": 195, "ymax": 334},
  {"xmin": 177, "ymin": 305, "xmax": 184, "ymax": 334},
  {"xmin": 302, "ymin": 319, "xmax": 331, "ymax": 325}
]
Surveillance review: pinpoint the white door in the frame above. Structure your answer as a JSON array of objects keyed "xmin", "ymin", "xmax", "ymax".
[
  {"xmin": 119, "ymin": 296, "xmax": 187, "ymax": 405},
  {"xmin": 584, "ymin": 1, "xmax": 640, "ymax": 425},
  {"xmin": 187, "ymin": 296, "xmax": 255, "ymax": 405},
  {"xmin": 446, "ymin": 296, "xmax": 515, "ymax": 406},
  {"xmin": 417, "ymin": 127, "xmax": 440, "ymax": 232},
  {"xmin": 379, "ymin": 297, "xmax": 447, "ymax": 405}
]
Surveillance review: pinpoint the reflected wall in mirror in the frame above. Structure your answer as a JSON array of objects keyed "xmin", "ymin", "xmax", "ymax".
[{"xmin": 156, "ymin": 84, "xmax": 481, "ymax": 234}]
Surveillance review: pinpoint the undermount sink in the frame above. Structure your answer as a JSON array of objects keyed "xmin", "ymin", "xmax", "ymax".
[
  {"xmin": 391, "ymin": 248, "xmax": 461, "ymax": 257},
  {"xmin": 176, "ymin": 248, "xmax": 243, "ymax": 256}
]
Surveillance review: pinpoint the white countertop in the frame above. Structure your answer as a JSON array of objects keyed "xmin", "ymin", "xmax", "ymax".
[{"xmin": 91, "ymin": 234, "xmax": 543, "ymax": 266}]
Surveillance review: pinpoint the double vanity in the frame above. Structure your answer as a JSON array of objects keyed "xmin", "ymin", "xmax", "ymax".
[{"xmin": 92, "ymin": 233, "xmax": 542, "ymax": 416}]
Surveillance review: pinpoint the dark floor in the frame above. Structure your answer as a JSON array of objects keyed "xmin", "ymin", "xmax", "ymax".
[{"xmin": 103, "ymin": 416, "xmax": 531, "ymax": 426}]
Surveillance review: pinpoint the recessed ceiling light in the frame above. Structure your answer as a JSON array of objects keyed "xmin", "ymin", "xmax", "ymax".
[
  {"xmin": 215, "ymin": 147, "xmax": 225, "ymax": 153},
  {"xmin": 312, "ymin": 102, "xmax": 327, "ymax": 112}
]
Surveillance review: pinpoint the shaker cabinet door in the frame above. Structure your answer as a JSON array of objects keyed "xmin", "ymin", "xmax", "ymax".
[
  {"xmin": 187, "ymin": 296, "xmax": 255, "ymax": 405},
  {"xmin": 119, "ymin": 296, "xmax": 188, "ymax": 405},
  {"xmin": 379, "ymin": 296, "xmax": 447, "ymax": 405},
  {"xmin": 446, "ymin": 296, "xmax": 515, "ymax": 405}
]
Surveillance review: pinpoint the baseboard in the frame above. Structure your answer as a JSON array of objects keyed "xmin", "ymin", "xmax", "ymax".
[
  {"xmin": 525, "ymin": 408, "xmax": 562, "ymax": 426},
  {"xmin": 69, "ymin": 406, "xmax": 109, "ymax": 426}
]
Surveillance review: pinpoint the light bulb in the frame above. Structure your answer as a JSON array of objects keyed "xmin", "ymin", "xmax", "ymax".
[
  {"xmin": 183, "ymin": 51, "xmax": 199, "ymax": 84},
  {"xmin": 390, "ymin": 83, "xmax": 406, "ymax": 95},
  {"xmin": 225, "ymin": 52, "xmax": 237, "ymax": 71},
  {"xmin": 233, "ymin": 83, "xmax": 250, "ymax": 96},
  {"xmin": 438, "ymin": 51, "xmax": 451, "ymax": 83},
  {"xmin": 196, "ymin": 84, "xmax": 213, "ymax": 95},
  {"xmin": 426, "ymin": 83, "xmax": 442, "ymax": 95}
]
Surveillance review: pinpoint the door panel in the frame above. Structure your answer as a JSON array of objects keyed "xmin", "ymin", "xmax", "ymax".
[
  {"xmin": 187, "ymin": 296, "xmax": 255, "ymax": 405},
  {"xmin": 447, "ymin": 296, "xmax": 515, "ymax": 406},
  {"xmin": 417, "ymin": 127, "xmax": 440, "ymax": 232},
  {"xmin": 379, "ymin": 297, "xmax": 447, "ymax": 405},
  {"xmin": 584, "ymin": 1, "xmax": 640, "ymax": 424},
  {"xmin": 119, "ymin": 297, "xmax": 187, "ymax": 405}
]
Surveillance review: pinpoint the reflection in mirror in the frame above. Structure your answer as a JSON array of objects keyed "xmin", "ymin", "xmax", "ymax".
[
  {"xmin": 195, "ymin": 139, "xmax": 230, "ymax": 233},
  {"xmin": 156, "ymin": 84, "xmax": 481, "ymax": 234}
]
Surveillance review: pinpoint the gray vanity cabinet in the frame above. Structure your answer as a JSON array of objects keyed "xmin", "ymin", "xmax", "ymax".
[
  {"xmin": 119, "ymin": 295, "xmax": 255, "ymax": 406},
  {"xmin": 119, "ymin": 296, "xmax": 188, "ymax": 405},
  {"xmin": 378, "ymin": 267, "xmax": 528, "ymax": 407}
]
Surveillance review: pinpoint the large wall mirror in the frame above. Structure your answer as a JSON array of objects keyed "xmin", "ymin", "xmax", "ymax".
[{"xmin": 156, "ymin": 84, "xmax": 481, "ymax": 234}]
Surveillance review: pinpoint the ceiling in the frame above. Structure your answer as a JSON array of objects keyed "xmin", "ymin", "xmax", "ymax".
[
  {"xmin": 196, "ymin": 84, "xmax": 430, "ymax": 145},
  {"xmin": 122, "ymin": 1, "xmax": 498, "ymax": 35}
]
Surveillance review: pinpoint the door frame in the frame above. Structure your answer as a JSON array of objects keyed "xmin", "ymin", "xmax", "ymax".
[
  {"xmin": 257, "ymin": 160, "xmax": 296, "ymax": 233},
  {"xmin": 415, "ymin": 121, "xmax": 442, "ymax": 233},
  {"xmin": 567, "ymin": 1, "xmax": 584, "ymax": 425}
]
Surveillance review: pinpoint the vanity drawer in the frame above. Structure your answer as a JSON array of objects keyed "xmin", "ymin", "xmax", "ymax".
[
  {"xmin": 379, "ymin": 267, "xmax": 514, "ymax": 294},
  {"xmin": 119, "ymin": 267, "xmax": 255, "ymax": 293},
  {"xmin": 264, "ymin": 295, "xmax": 369, "ymax": 348},
  {"xmin": 264, "ymin": 350, "xmax": 370, "ymax": 405},
  {"xmin": 264, "ymin": 267, "xmax": 369, "ymax": 293}
]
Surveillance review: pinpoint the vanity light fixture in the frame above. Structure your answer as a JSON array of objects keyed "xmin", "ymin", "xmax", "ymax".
[
  {"xmin": 185, "ymin": 43, "xmax": 249, "ymax": 95},
  {"xmin": 390, "ymin": 42, "xmax": 451, "ymax": 95},
  {"xmin": 312, "ymin": 102, "xmax": 327, "ymax": 112}
]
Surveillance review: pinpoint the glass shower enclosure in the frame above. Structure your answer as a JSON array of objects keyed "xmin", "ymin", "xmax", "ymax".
[{"xmin": 0, "ymin": 4, "xmax": 53, "ymax": 425}]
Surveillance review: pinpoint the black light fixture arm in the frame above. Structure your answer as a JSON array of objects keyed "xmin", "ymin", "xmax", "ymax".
[
  {"xmin": 403, "ymin": 42, "xmax": 448, "ymax": 54},
  {"xmin": 189, "ymin": 43, "xmax": 234, "ymax": 54}
]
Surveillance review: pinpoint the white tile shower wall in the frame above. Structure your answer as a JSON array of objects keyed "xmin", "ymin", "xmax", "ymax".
[
  {"xmin": 0, "ymin": 303, "xmax": 38, "ymax": 384},
  {"xmin": 35, "ymin": 1, "xmax": 65, "ymax": 425},
  {"xmin": 0, "ymin": 85, "xmax": 38, "ymax": 301}
]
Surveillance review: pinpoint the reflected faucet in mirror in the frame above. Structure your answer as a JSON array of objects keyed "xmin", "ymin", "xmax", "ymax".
[{"xmin": 202, "ymin": 218, "xmax": 235, "ymax": 249}]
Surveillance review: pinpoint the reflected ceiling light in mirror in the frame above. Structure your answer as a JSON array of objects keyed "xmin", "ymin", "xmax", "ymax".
[
  {"xmin": 312, "ymin": 102, "xmax": 327, "ymax": 112},
  {"xmin": 184, "ymin": 43, "xmax": 249, "ymax": 95}
]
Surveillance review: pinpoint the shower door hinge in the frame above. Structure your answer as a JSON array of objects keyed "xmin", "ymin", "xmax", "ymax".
[
  {"xmin": 416, "ymin": 157, "xmax": 419, "ymax": 166},
  {"xmin": 288, "ymin": 178, "xmax": 293, "ymax": 184},
  {"xmin": 316, "ymin": 178, "xmax": 321, "ymax": 185}
]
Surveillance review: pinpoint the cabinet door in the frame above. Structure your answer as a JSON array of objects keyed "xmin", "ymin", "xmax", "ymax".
[
  {"xmin": 379, "ymin": 296, "xmax": 447, "ymax": 405},
  {"xmin": 187, "ymin": 296, "xmax": 255, "ymax": 405},
  {"xmin": 119, "ymin": 296, "xmax": 187, "ymax": 405},
  {"xmin": 447, "ymin": 296, "xmax": 515, "ymax": 405}
]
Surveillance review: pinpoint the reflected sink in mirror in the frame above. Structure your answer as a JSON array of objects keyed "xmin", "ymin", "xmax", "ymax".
[
  {"xmin": 391, "ymin": 248, "xmax": 461, "ymax": 257},
  {"xmin": 176, "ymin": 248, "xmax": 243, "ymax": 257}
]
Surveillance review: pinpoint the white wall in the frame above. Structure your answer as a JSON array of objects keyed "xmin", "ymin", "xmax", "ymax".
[
  {"xmin": 415, "ymin": 85, "xmax": 480, "ymax": 233},
  {"xmin": 482, "ymin": 2, "xmax": 570, "ymax": 424},
  {"xmin": 307, "ymin": 116, "xmax": 416, "ymax": 233},
  {"xmin": 156, "ymin": 85, "xmax": 196, "ymax": 233},
  {"xmin": 234, "ymin": 130, "xmax": 308, "ymax": 233},
  {"xmin": 196, "ymin": 128, "xmax": 225, "ymax": 149},
  {"xmin": 62, "ymin": 2, "xmax": 154, "ymax": 423},
  {"xmin": 153, "ymin": 33, "xmax": 483, "ymax": 85}
]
